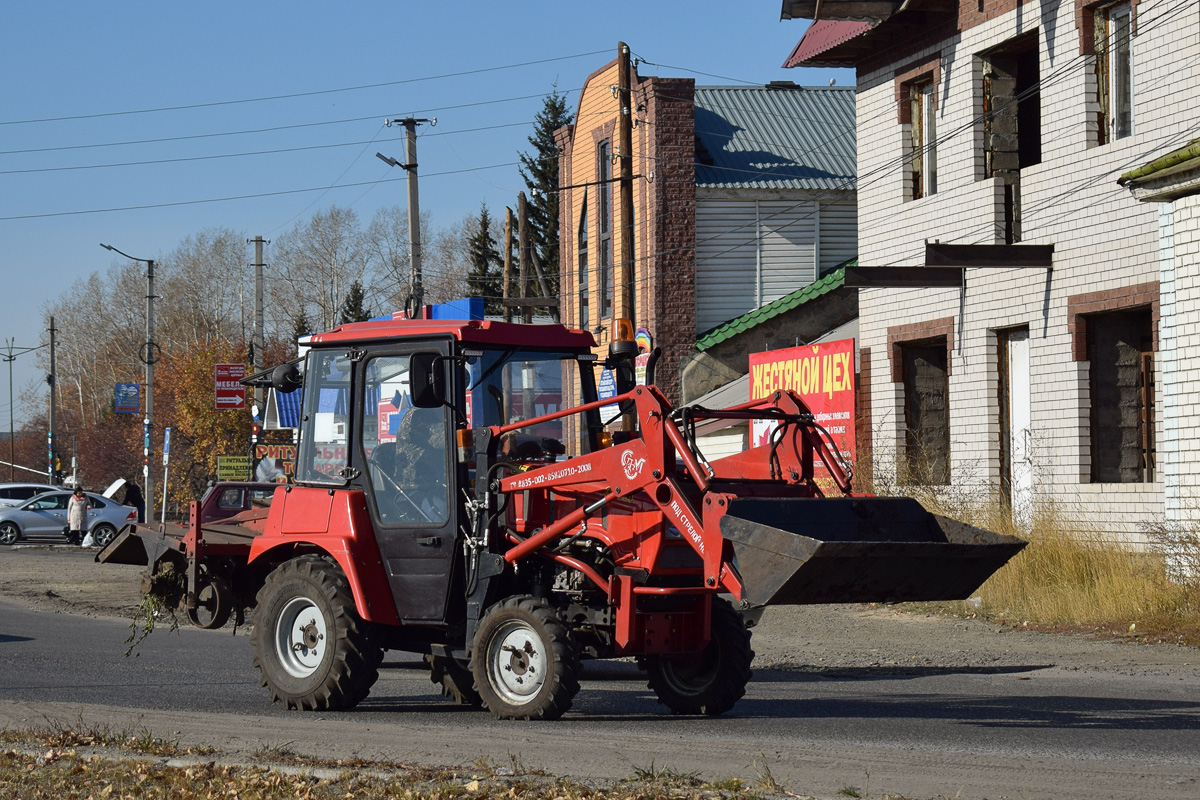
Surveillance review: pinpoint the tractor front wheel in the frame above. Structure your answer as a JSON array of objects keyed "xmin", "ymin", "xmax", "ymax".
[
  {"xmin": 642, "ymin": 597, "xmax": 754, "ymax": 716},
  {"xmin": 251, "ymin": 556, "xmax": 382, "ymax": 711},
  {"xmin": 471, "ymin": 596, "xmax": 580, "ymax": 720}
]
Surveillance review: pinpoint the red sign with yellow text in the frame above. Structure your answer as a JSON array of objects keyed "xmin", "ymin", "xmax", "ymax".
[{"xmin": 749, "ymin": 338, "xmax": 855, "ymax": 479}]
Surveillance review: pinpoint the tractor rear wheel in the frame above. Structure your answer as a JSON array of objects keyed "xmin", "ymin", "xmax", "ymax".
[
  {"xmin": 471, "ymin": 596, "xmax": 580, "ymax": 720},
  {"xmin": 251, "ymin": 556, "xmax": 382, "ymax": 711},
  {"xmin": 643, "ymin": 597, "xmax": 753, "ymax": 716},
  {"xmin": 425, "ymin": 654, "xmax": 482, "ymax": 707}
]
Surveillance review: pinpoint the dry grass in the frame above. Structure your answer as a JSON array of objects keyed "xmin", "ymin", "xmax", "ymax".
[
  {"xmin": 899, "ymin": 495, "xmax": 1200, "ymax": 645},
  {"xmin": 0, "ymin": 720, "xmax": 814, "ymax": 800}
]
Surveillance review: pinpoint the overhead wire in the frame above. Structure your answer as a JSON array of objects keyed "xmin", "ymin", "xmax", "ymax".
[{"xmin": 0, "ymin": 50, "xmax": 608, "ymax": 126}]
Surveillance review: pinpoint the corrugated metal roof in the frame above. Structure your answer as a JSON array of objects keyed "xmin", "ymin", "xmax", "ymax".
[
  {"xmin": 782, "ymin": 19, "xmax": 875, "ymax": 68},
  {"xmin": 693, "ymin": 84, "xmax": 856, "ymax": 191},
  {"xmin": 695, "ymin": 263, "xmax": 851, "ymax": 351}
]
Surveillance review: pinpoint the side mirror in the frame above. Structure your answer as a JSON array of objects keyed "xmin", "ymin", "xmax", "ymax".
[
  {"xmin": 271, "ymin": 362, "xmax": 303, "ymax": 394},
  {"xmin": 409, "ymin": 352, "xmax": 446, "ymax": 408}
]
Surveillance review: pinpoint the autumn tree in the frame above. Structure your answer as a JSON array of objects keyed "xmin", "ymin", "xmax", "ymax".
[{"xmin": 270, "ymin": 205, "xmax": 367, "ymax": 332}]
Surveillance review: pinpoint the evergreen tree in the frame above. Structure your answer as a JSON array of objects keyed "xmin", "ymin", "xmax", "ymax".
[
  {"xmin": 291, "ymin": 309, "xmax": 313, "ymax": 347},
  {"xmin": 338, "ymin": 280, "xmax": 372, "ymax": 325},
  {"xmin": 467, "ymin": 203, "xmax": 503, "ymax": 315},
  {"xmin": 519, "ymin": 88, "xmax": 573, "ymax": 297}
]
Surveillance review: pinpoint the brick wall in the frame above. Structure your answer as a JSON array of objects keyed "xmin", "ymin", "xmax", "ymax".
[
  {"xmin": 853, "ymin": 0, "xmax": 1195, "ymax": 538},
  {"xmin": 556, "ymin": 65, "xmax": 696, "ymax": 405}
]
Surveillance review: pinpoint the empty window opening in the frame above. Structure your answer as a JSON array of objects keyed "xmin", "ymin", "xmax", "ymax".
[
  {"xmin": 901, "ymin": 339, "xmax": 950, "ymax": 485},
  {"xmin": 982, "ymin": 32, "xmax": 1041, "ymax": 242},
  {"xmin": 1088, "ymin": 307, "xmax": 1154, "ymax": 483}
]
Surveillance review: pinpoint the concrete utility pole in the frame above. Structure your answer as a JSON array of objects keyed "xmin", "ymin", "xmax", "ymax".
[
  {"xmin": 377, "ymin": 116, "xmax": 433, "ymax": 318},
  {"xmin": 101, "ymin": 243, "xmax": 157, "ymax": 523},
  {"xmin": 249, "ymin": 236, "xmax": 268, "ymax": 408},
  {"xmin": 617, "ymin": 41, "xmax": 637, "ymax": 323},
  {"xmin": 2, "ymin": 339, "xmax": 44, "ymax": 482},
  {"xmin": 48, "ymin": 318, "xmax": 56, "ymax": 482}
]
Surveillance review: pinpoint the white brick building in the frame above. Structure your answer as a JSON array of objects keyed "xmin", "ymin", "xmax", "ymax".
[{"xmin": 783, "ymin": 0, "xmax": 1200, "ymax": 539}]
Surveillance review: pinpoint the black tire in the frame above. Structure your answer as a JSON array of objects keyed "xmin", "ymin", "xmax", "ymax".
[
  {"xmin": 92, "ymin": 524, "xmax": 118, "ymax": 548},
  {"xmin": 425, "ymin": 653, "xmax": 483, "ymax": 707},
  {"xmin": 251, "ymin": 556, "xmax": 383, "ymax": 711},
  {"xmin": 0, "ymin": 522, "xmax": 18, "ymax": 546},
  {"xmin": 471, "ymin": 596, "xmax": 580, "ymax": 720},
  {"xmin": 643, "ymin": 597, "xmax": 754, "ymax": 716},
  {"xmin": 187, "ymin": 575, "xmax": 233, "ymax": 629}
]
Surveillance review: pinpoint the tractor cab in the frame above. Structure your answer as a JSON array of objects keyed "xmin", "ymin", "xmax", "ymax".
[{"xmin": 280, "ymin": 321, "xmax": 610, "ymax": 624}]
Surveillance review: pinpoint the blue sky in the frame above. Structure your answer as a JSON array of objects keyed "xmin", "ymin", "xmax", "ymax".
[{"xmin": 0, "ymin": 1, "xmax": 848, "ymax": 424}]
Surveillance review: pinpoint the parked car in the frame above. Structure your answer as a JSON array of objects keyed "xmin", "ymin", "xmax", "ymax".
[
  {"xmin": 0, "ymin": 483, "xmax": 61, "ymax": 507},
  {"xmin": 0, "ymin": 491, "xmax": 137, "ymax": 547}
]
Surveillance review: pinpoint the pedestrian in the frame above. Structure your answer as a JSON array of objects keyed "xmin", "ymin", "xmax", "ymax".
[
  {"xmin": 124, "ymin": 480, "xmax": 145, "ymax": 523},
  {"xmin": 67, "ymin": 488, "xmax": 89, "ymax": 546}
]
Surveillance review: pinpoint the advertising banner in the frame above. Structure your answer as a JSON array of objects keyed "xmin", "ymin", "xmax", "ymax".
[
  {"xmin": 215, "ymin": 363, "xmax": 247, "ymax": 410},
  {"xmin": 114, "ymin": 382, "xmax": 139, "ymax": 414},
  {"xmin": 748, "ymin": 338, "xmax": 855, "ymax": 481},
  {"xmin": 217, "ymin": 455, "xmax": 252, "ymax": 481}
]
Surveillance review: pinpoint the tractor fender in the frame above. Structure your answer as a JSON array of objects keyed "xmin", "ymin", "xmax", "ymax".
[{"xmin": 246, "ymin": 487, "xmax": 402, "ymax": 626}]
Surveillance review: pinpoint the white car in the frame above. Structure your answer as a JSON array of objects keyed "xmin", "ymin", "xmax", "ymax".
[{"xmin": 0, "ymin": 483, "xmax": 61, "ymax": 507}]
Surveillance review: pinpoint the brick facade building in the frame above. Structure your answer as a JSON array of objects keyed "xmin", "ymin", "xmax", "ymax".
[
  {"xmin": 785, "ymin": 0, "xmax": 1200, "ymax": 538},
  {"xmin": 556, "ymin": 57, "xmax": 857, "ymax": 408}
]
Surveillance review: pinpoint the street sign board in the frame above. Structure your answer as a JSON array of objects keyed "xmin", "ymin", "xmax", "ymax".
[
  {"xmin": 217, "ymin": 455, "xmax": 252, "ymax": 481},
  {"xmin": 597, "ymin": 368, "xmax": 619, "ymax": 424},
  {"xmin": 162, "ymin": 427, "xmax": 171, "ymax": 465},
  {"xmin": 215, "ymin": 363, "xmax": 247, "ymax": 410},
  {"xmin": 114, "ymin": 382, "xmax": 139, "ymax": 414}
]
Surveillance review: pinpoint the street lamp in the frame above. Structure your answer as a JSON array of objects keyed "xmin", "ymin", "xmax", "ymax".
[
  {"xmin": 101, "ymin": 243, "xmax": 157, "ymax": 523},
  {"xmin": 2, "ymin": 340, "xmax": 44, "ymax": 481}
]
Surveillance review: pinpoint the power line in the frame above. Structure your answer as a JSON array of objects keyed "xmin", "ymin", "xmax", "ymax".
[
  {"xmin": 1, "ymin": 51, "xmax": 607, "ymax": 127},
  {"xmin": 0, "ymin": 163, "xmax": 519, "ymax": 221}
]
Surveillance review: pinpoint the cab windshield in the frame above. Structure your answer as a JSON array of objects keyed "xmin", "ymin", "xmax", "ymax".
[{"xmin": 466, "ymin": 349, "xmax": 596, "ymax": 457}]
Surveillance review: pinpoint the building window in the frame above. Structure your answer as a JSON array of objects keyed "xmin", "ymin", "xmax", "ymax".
[
  {"xmin": 597, "ymin": 141, "xmax": 613, "ymax": 318},
  {"xmin": 981, "ymin": 32, "xmax": 1040, "ymax": 243},
  {"xmin": 578, "ymin": 192, "xmax": 589, "ymax": 331},
  {"xmin": 1096, "ymin": 2, "xmax": 1134, "ymax": 142},
  {"xmin": 901, "ymin": 339, "xmax": 950, "ymax": 485},
  {"xmin": 1088, "ymin": 307, "xmax": 1154, "ymax": 483},
  {"xmin": 909, "ymin": 80, "xmax": 936, "ymax": 200}
]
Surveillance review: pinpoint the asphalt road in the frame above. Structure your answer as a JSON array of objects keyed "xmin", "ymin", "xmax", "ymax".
[{"xmin": 2, "ymin": 598, "xmax": 1199, "ymax": 799}]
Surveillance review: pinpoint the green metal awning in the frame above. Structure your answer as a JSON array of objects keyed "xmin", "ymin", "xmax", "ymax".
[{"xmin": 696, "ymin": 264, "xmax": 850, "ymax": 352}]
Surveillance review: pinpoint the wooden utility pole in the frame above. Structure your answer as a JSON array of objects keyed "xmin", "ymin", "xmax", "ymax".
[
  {"xmin": 617, "ymin": 41, "xmax": 636, "ymax": 323},
  {"xmin": 503, "ymin": 207, "xmax": 514, "ymax": 323},
  {"xmin": 517, "ymin": 192, "xmax": 532, "ymax": 324}
]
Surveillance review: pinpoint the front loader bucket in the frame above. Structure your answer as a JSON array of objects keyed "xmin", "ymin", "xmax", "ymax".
[
  {"xmin": 95, "ymin": 522, "xmax": 187, "ymax": 568},
  {"xmin": 721, "ymin": 497, "xmax": 1026, "ymax": 607}
]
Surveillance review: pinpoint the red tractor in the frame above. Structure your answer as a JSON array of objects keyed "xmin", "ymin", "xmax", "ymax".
[{"xmin": 101, "ymin": 317, "xmax": 1023, "ymax": 719}]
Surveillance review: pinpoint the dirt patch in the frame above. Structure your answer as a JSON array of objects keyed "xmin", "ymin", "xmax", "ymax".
[{"xmin": 0, "ymin": 544, "xmax": 146, "ymax": 620}]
